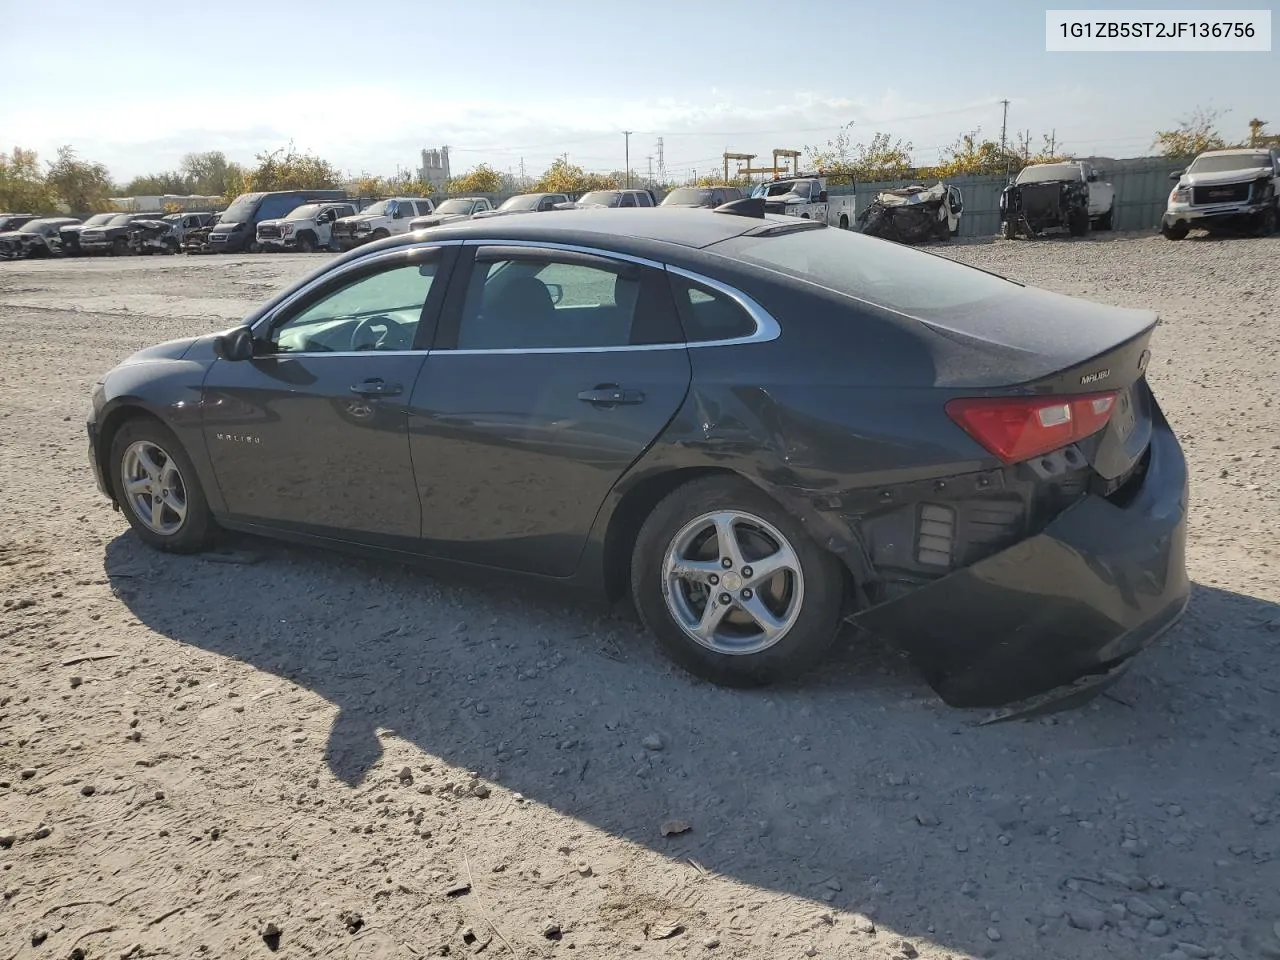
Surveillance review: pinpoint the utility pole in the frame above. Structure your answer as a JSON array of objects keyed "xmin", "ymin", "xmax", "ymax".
[
  {"xmin": 623, "ymin": 131, "xmax": 632, "ymax": 187},
  {"xmin": 999, "ymin": 98, "xmax": 1011, "ymax": 178},
  {"xmin": 656, "ymin": 137, "xmax": 665, "ymax": 185},
  {"xmin": 646, "ymin": 155, "xmax": 653, "ymax": 185},
  {"xmin": 519, "ymin": 157, "xmax": 525, "ymax": 183}
]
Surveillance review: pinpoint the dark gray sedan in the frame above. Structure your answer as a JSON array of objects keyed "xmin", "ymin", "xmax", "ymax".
[{"xmin": 86, "ymin": 208, "xmax": 1189, "ymax": 711}]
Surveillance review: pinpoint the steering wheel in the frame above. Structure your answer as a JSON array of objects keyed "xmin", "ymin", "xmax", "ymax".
[{"xmin": 350, "ymin": 314, "xmax": 411, "ymax": 351}]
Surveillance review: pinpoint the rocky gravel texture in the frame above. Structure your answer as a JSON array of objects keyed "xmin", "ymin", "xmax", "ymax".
[{"xmin": 1, "ymin": 235, "xmax": 1278, "ymax": 959}]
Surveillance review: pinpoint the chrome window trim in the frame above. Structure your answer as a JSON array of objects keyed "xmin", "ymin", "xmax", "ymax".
[
  {"xmin": 435, "ymin": 239, "xmax": 781, "ymax": 356},
  {"xmin": 241, "ymin": 236, "xmax": 782, "ymax": 359},
  {"xmin": 248, "ymin": 241, "xmax": 464, "ymax": 344}
]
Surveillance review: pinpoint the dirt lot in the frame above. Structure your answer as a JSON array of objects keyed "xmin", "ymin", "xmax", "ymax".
[{"xmin": 1, "ymin": 234, "xmax": 1278, "ymax": 960}]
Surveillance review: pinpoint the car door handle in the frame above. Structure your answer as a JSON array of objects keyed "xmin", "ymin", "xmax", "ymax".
[
  {"xmin": 577, "ymin": 385, "xmax": 645, "ymax": 406},
  {"xmin": 350, "ymin": 379, "xmax": 402, "ymax": 397}
]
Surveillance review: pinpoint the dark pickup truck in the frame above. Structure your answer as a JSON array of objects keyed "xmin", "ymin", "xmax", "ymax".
[{"xmin": 78, "ymin": 212, "xmax": 173, "ymax": 256}]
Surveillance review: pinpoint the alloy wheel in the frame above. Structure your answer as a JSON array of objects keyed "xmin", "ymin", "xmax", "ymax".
[
  {"xmin": 662, "ymin": 510, "xmax": 804, "ymax": 656},
  {"xmin": 120, "ymin": 440, "xmax": 188, "ymax": 536}
]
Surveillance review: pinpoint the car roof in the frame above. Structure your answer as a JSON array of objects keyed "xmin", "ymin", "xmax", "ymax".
[
  {"xmin": 393, "ymin": 207, "xmax": 780, "ymax": 251},
  {"xmin": 1199, "ymin": 148, "xmax": 1270, "ymax": 157}
]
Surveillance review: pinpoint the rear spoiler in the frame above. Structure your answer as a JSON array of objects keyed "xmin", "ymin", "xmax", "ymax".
[{"xmin": 714, "ymin": 196, "xmax": 765, "ymax": 218}]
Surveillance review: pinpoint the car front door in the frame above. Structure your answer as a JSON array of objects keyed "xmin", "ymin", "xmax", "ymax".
[
  {"xmin": 201, "ymin": 245, "xmax": 456, "ymax": 542},
  {"xmin": 407, "ymin": 242, "xmax": 691, "ymax": 575}
]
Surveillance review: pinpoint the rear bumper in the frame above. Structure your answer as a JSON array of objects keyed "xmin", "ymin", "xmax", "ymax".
[{"xmin": 853, "ymin": 403, "xmax": 1190, "ymax": 709}]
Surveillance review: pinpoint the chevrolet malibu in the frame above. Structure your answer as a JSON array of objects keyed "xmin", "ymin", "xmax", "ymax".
[{"xmin": 87, "ymin": 208, "xmax": 1190, "ymax": 710}]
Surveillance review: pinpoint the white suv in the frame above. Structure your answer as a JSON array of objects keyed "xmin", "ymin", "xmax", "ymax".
[
  {"xmin": 333, "ymin": 198, "xmax": 435, "ymax": 250},
  {"xmin": 256, "ymin": 201, "xmax": 358, "ymax": 253}
]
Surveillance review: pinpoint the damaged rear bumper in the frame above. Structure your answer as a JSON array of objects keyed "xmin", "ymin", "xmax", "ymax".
[{"xmin": 853, "ymin": 406, "xmax": 1189, "ymax": 709}]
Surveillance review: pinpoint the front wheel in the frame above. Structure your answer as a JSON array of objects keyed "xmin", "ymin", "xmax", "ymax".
[
  {"xmin": 245, "ymin": 238, "xmax": 260, "ymax": 253},
  {"xmin": 371, "ymin": 228, "xmax": 390, "ymax": 240},
  {"xmin": 838, "ymin": 214, "xmax": 849, "ymax": 230},
  {"xmin": 296, "ymin": 232, "xmax": 316, "ymax": 253},
  {"xmin": 111, "ymin": 237, "xmax": 129, "ymax": 256},
  {"xmin": 1162, "ymin": 221, "xmax": 1189, "ymax": 241},
  {"xmin": 1000, "ymin": 219, "xmax": 1019, "ymax": 240},
  {"xmin": 631, "ymin": 476, "xmax": 845, "ymax": 687},
  {"xmin": 1068, "ymin": 208, "xmax": 1090, "ymax": 237},
  {"xmin": 110, "ymin": 417, "xmax": 214, "ymax": 553},
  {"xmin": 1096, "ymin": 207, "xmax": 1114, "ymax": 231}
]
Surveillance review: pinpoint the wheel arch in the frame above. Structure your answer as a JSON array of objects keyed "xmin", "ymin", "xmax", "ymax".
[{"xmin": 96, "ymin": 402, "xmax": 167, "ymax": 501}]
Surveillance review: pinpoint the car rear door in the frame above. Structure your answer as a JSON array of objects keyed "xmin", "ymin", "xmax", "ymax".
[
  {"xmin": 407, "ymin": 241, "xmax": 691, "ymax": 575},
  {"xmin": 201, "ymin": 244, "xmax": 457, "ymax": 542}
]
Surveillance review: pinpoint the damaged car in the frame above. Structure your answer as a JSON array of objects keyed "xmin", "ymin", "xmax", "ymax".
[
  {"xmin": 0, "ymin": 213, "xmax": 38, "ymax": 233},
  {"xmin": 855, "ymin": 182, "xmax": 963, "ymax": 243},
  {"xmin": 1162, "ymin": 147, "xmax": 1280, "ymax": 240},
  {"xmin": 0, "ymin": 217, "xmax": 81, "ymax": 260},
  {"xmin": 181, "ymin": 213, "xmax": 222, "ymax": 254},
  {"xmin": 59, "ymin": 212, "xmax": 118, "ymax": 257},
  {"xmin": 1000, "ymin": 162, "xmax": 1093, "ymax": 239},
  {"xmin": 79, "ymin": 212, "xmax": 173, "ymax": 256},
  {"xmin": 407, "ymin": 196, "xmax": 494, "ymax": 230},
  {"xmin": 85, "ymin": 209, "xmax": 1188, "ymax": 713}
]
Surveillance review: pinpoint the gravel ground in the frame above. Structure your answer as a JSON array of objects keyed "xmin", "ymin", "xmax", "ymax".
[{"xmin": 1, "ymin": 234, "xmax": 1278, "ymax": 960}]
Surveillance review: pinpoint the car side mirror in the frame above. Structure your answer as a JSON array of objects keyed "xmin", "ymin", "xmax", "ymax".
[
  {"xmin": 213, "ymin": 326, "xmax": 256, "ymax": 362},
  {"xmin": 545, "ymin": 283, "xmax": 564, "ymax": 305},
  {"xmin": 1168, "ymin": 171, "xmax": 1182, "ymax": 182}
]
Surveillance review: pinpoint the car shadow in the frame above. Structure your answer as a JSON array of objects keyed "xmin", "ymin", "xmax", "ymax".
[{"xmin": 102, "ymin": 530, "xmax": 1280, "ymax": 958}]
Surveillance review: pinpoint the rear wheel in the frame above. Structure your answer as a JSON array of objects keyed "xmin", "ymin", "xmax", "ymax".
[
  {"xmin": 838, "ymin": 214, "xmax": 849, "ymax": 230},
  {"xmin": 631, "ymin": 476, "xmax": 844, "ymax": 687},
  {"xmin": 111, "ymin": 236, "xmax": 129, "ymax": 256},
  {"xmin": 1000, "ymin": 219, "xmax": 1019, "ymax": 240},
  {"xmin": 245, "ymin": 238, "xmax": 260, "ymax": 253},
  {"xmin": 1162, "ymin": 222, "xmax": 1189, "ymax": 241},
  {"xmin": 1096, "ymin": 206, "xmax": 1114, "ymax": 230},
  {"xmin": 110, "ymin": 417, "xmax": 213, "ymax": 554}
]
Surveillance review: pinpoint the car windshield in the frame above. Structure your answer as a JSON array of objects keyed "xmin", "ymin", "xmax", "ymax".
[
  {"xmin": 107, "ymin": 213, "xmax": 138, "ymax": 226},
  {"xmin": 360, "ymin": 200, "xmax": 391, "ymax": 217},
  {"xmin": 284, "ymin": 203, "xmax": 322, "ymax": 220},
  {"xmin": 1189, "ymin": 153, "xmax": 1270, "ymax": 173},
  {"xmin": 19, "ymin": 220, "xmax": 56, "ymax": 233},
  {"xmin": 663, "ymin": 188, "xmax": 715, "ymax": 205},
  {"xmin": 498, "ymin": 195, "xmax": 541, "ymax": 211},
  {"xmin": 715, "ymin": 225, "xmax": 1017, "ymax": 316},
  {"xmin": 578, "ymin": 191, "xmax": 620, "ymax": 206},
  {"xmin": 1016, "ymin": 164, "xmax": 1080, "ymax": 184},
  {"xmin": 220, "ymin": 193, "xmax": 263, "ymax": 222},
  {"xmin": 82, "ymin": 213, "xmax": 115, "ymax": 226},
  {"xmin": 435, "ymin": 199, "xmax": 473, "ymax": 215}
]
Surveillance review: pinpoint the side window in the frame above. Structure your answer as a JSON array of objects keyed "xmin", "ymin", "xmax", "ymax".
[
  {"xmin": 454, "ymin": 253, "xmax": 679, "ymax": 350},
  {"xmin": 668, "ymin": 274, "xmax": 757, "ymax": 344},
  {"xmin": 639, "ymin": 191, "xmax": 653, "ymax": 207},
  {"xmin": 619, "ymin": 193, "xmax": 637, "ymax": 208},
  {"xmin": 412, "ymin": 201, "xmax": 429, "ymax": 216},
  {"xmin": 269, "ymin": 259, "xmax": 438, "ymax": 354}
]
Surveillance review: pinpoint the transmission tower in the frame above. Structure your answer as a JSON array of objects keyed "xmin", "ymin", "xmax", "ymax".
[{"xmin": 655, "ymin": 137, "xmax": 666, "ymax": 185}]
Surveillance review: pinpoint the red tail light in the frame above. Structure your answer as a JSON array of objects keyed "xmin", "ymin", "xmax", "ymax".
[{"xmin": 945, "ymin": 392, "xmax": 1118, "ymax": 464}]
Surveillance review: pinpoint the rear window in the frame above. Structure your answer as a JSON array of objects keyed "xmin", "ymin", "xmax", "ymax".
[{"xmin": 712, "ymin": 227, "xmax": 1018, "ymax": 317}]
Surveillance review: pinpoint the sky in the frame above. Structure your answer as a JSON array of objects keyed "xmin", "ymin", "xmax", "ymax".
[{"xmin": 1, "ymin": 0, "xmax": 1275, "ymax": 185}]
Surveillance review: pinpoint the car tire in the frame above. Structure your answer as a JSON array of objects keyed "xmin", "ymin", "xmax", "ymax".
[
  {"xmin": 110, "ymin": 417, "xmax": 214, "ymax": 554},
  {"xmin": 111, "ymin": 236, "xmax": 129, "ymax": 256},
  {"xmin": 1162, "ymin": 222, "xmax": 1189, "ymax": 241},
  {"xmin": 296, "ymin": 232, "xmax": 316, "ymax": 253},
  {"xmin": 1000, "ymin": 220, "xmax": 1019, "ymax": 240},
  {"xmin": 372, "ymin": 228, "xmax": 390, "ymax": 240},
  {"xmin": 838, "ymin": 214, "xmax": 849, "ymax": 230},
  {"xmin": 1097, "ymin": 207, "xmax": 1114, "ymax": 231},
  {"xmin": 1068, "ymin": 208, "xmax": 1090, "ymax": 237},
  {"xmin": 630, "ymin": 476, "xmax": 845, "ymax": 687},
  {"xmin": 245, "ymin": 239, "xmax": 260, "ymax": 254}
]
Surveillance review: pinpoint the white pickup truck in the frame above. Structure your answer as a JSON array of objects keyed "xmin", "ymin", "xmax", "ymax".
[
  {"xmin": 1016, "ymin": 160, "xmax": 1116, "ymax": 230},
  {"xmin": 406, "ymin": 196, "xmax": 494, "ymax": 230},
  {"xmin": 1162, "ymin": 147, "xmax": 1280, "ymax": 240},
  {"xmin": 333, "ymin": 197, "xmax": 435, "ymax": 250},
  {"xmin": 256, "ymin": 201, "xmax": 358, "ymax": 252}
]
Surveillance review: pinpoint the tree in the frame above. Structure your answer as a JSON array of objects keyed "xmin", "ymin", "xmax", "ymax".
[
  {"xmin": 531, "ymin": 158, "xmax": 617, "ymax": 195},
  {"xmin": 932, "ymin": 127, "xmax": 1023, "ymax": 177},
  {"xmin": 447, "ymin": 163, "xmax": 501, "ymax": 194},
  {"xmin": 245, "ymin": 143, "xmax": 341, "ymax": 192},
  {"xmin": 692, "ymin": 173, "xmax": 750, "ymax": 188},
  {"xmin": 45, "ymin": 146, "xmax": 116, "ymax": 212},
  {"xmin": 0, "ymin": 147, "xmax": 59, "ymax": 213},
  {"xmin": 805, "ymin": 125, "xmax": 914, "ymax": 183},
  {"xmin": 123, "ymin": 170, "xmax": 190, "ymax": 196},
  {"xmin": 181, "ymin": 151, "xmax": 232, "ymax": 195},
  {"xmin": 1246, "ymin": 118, "xmax": 1275, "ymax": 147},
  {"xmin": 1152, "ymin": 106, "xmax": 1227, "ymax": 158}
]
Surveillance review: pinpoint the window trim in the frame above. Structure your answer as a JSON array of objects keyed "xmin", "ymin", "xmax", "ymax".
[
  {"xmin": 248, "ymin": 243, "xmax": 459, "ymax": 356},
  {"xmin": 431, "ymin": 239, "xmax": 779, "ymax": 355}
]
